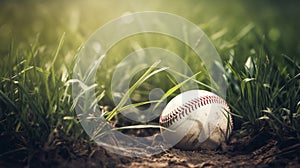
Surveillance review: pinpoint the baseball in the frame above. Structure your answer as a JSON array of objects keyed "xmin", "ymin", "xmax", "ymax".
[{"xmin": 159, "ymin": 90, "xmax": 233, "ymax": 150}]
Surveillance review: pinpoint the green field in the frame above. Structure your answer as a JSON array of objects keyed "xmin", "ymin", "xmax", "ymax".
[{"xmin": 0, "ymin": 0, "xmax": 299, "ymax": 166}]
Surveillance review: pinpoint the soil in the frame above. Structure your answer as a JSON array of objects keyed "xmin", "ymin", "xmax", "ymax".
[
  {"xmin": 1, "ymin": 130, "xmax": 300, "ymax": 168},
  {"xmin": 1, "ymin": 111, "xmax": 300, "ymax": 168}
]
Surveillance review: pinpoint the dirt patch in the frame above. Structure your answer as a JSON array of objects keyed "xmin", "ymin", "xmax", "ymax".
[
  {"xmin": 1, "ymin": 132, "xmax": 299, "ymax": 168},
  {"xmin": 115, "ymin": 138, "xmax": 300, "ymax": 168}
]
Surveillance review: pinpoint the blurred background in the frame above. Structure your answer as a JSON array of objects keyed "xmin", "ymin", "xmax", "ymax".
[{"xmin": 0, "ymin": 0, "xmax": 299, "ymax": 60}]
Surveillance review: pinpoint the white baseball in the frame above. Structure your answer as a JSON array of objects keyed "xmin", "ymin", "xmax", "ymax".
[{"xmin": 159, "ymin": 90, "xmax": 233, "ymax": 150}]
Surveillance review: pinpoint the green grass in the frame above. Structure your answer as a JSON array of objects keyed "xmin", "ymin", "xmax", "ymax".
[{"xmin": 0, "ymin": 0, "xmax": 300, "ymax": 164}]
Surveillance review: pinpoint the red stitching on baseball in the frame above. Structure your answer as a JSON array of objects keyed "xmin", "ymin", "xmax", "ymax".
[{"xmin": 159, "ymin": 95, "xmax": 230, "ymax": 127}]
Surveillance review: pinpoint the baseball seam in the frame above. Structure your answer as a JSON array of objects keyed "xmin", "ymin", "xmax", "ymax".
[{"xmin": 159, "ymin": 95, "xmax": 230, "ymax": 127}]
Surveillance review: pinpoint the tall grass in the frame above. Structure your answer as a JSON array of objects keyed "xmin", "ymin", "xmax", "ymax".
[
  {"xmin": 225, "ymin": 36, "xmax": 300, "ymax": 138},
  {"xmin": 0, "ymin": 35, "xmax": 82, "ymax": 161}
]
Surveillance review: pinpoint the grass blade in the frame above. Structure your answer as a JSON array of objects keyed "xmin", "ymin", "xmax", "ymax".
[
  {"xmin": 106, "ymin": 61, "xmax": 167, "ymax": 121},
  {"xmin": 154, "ymin": 71, "xmax": 201, "ymax": 110}
]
